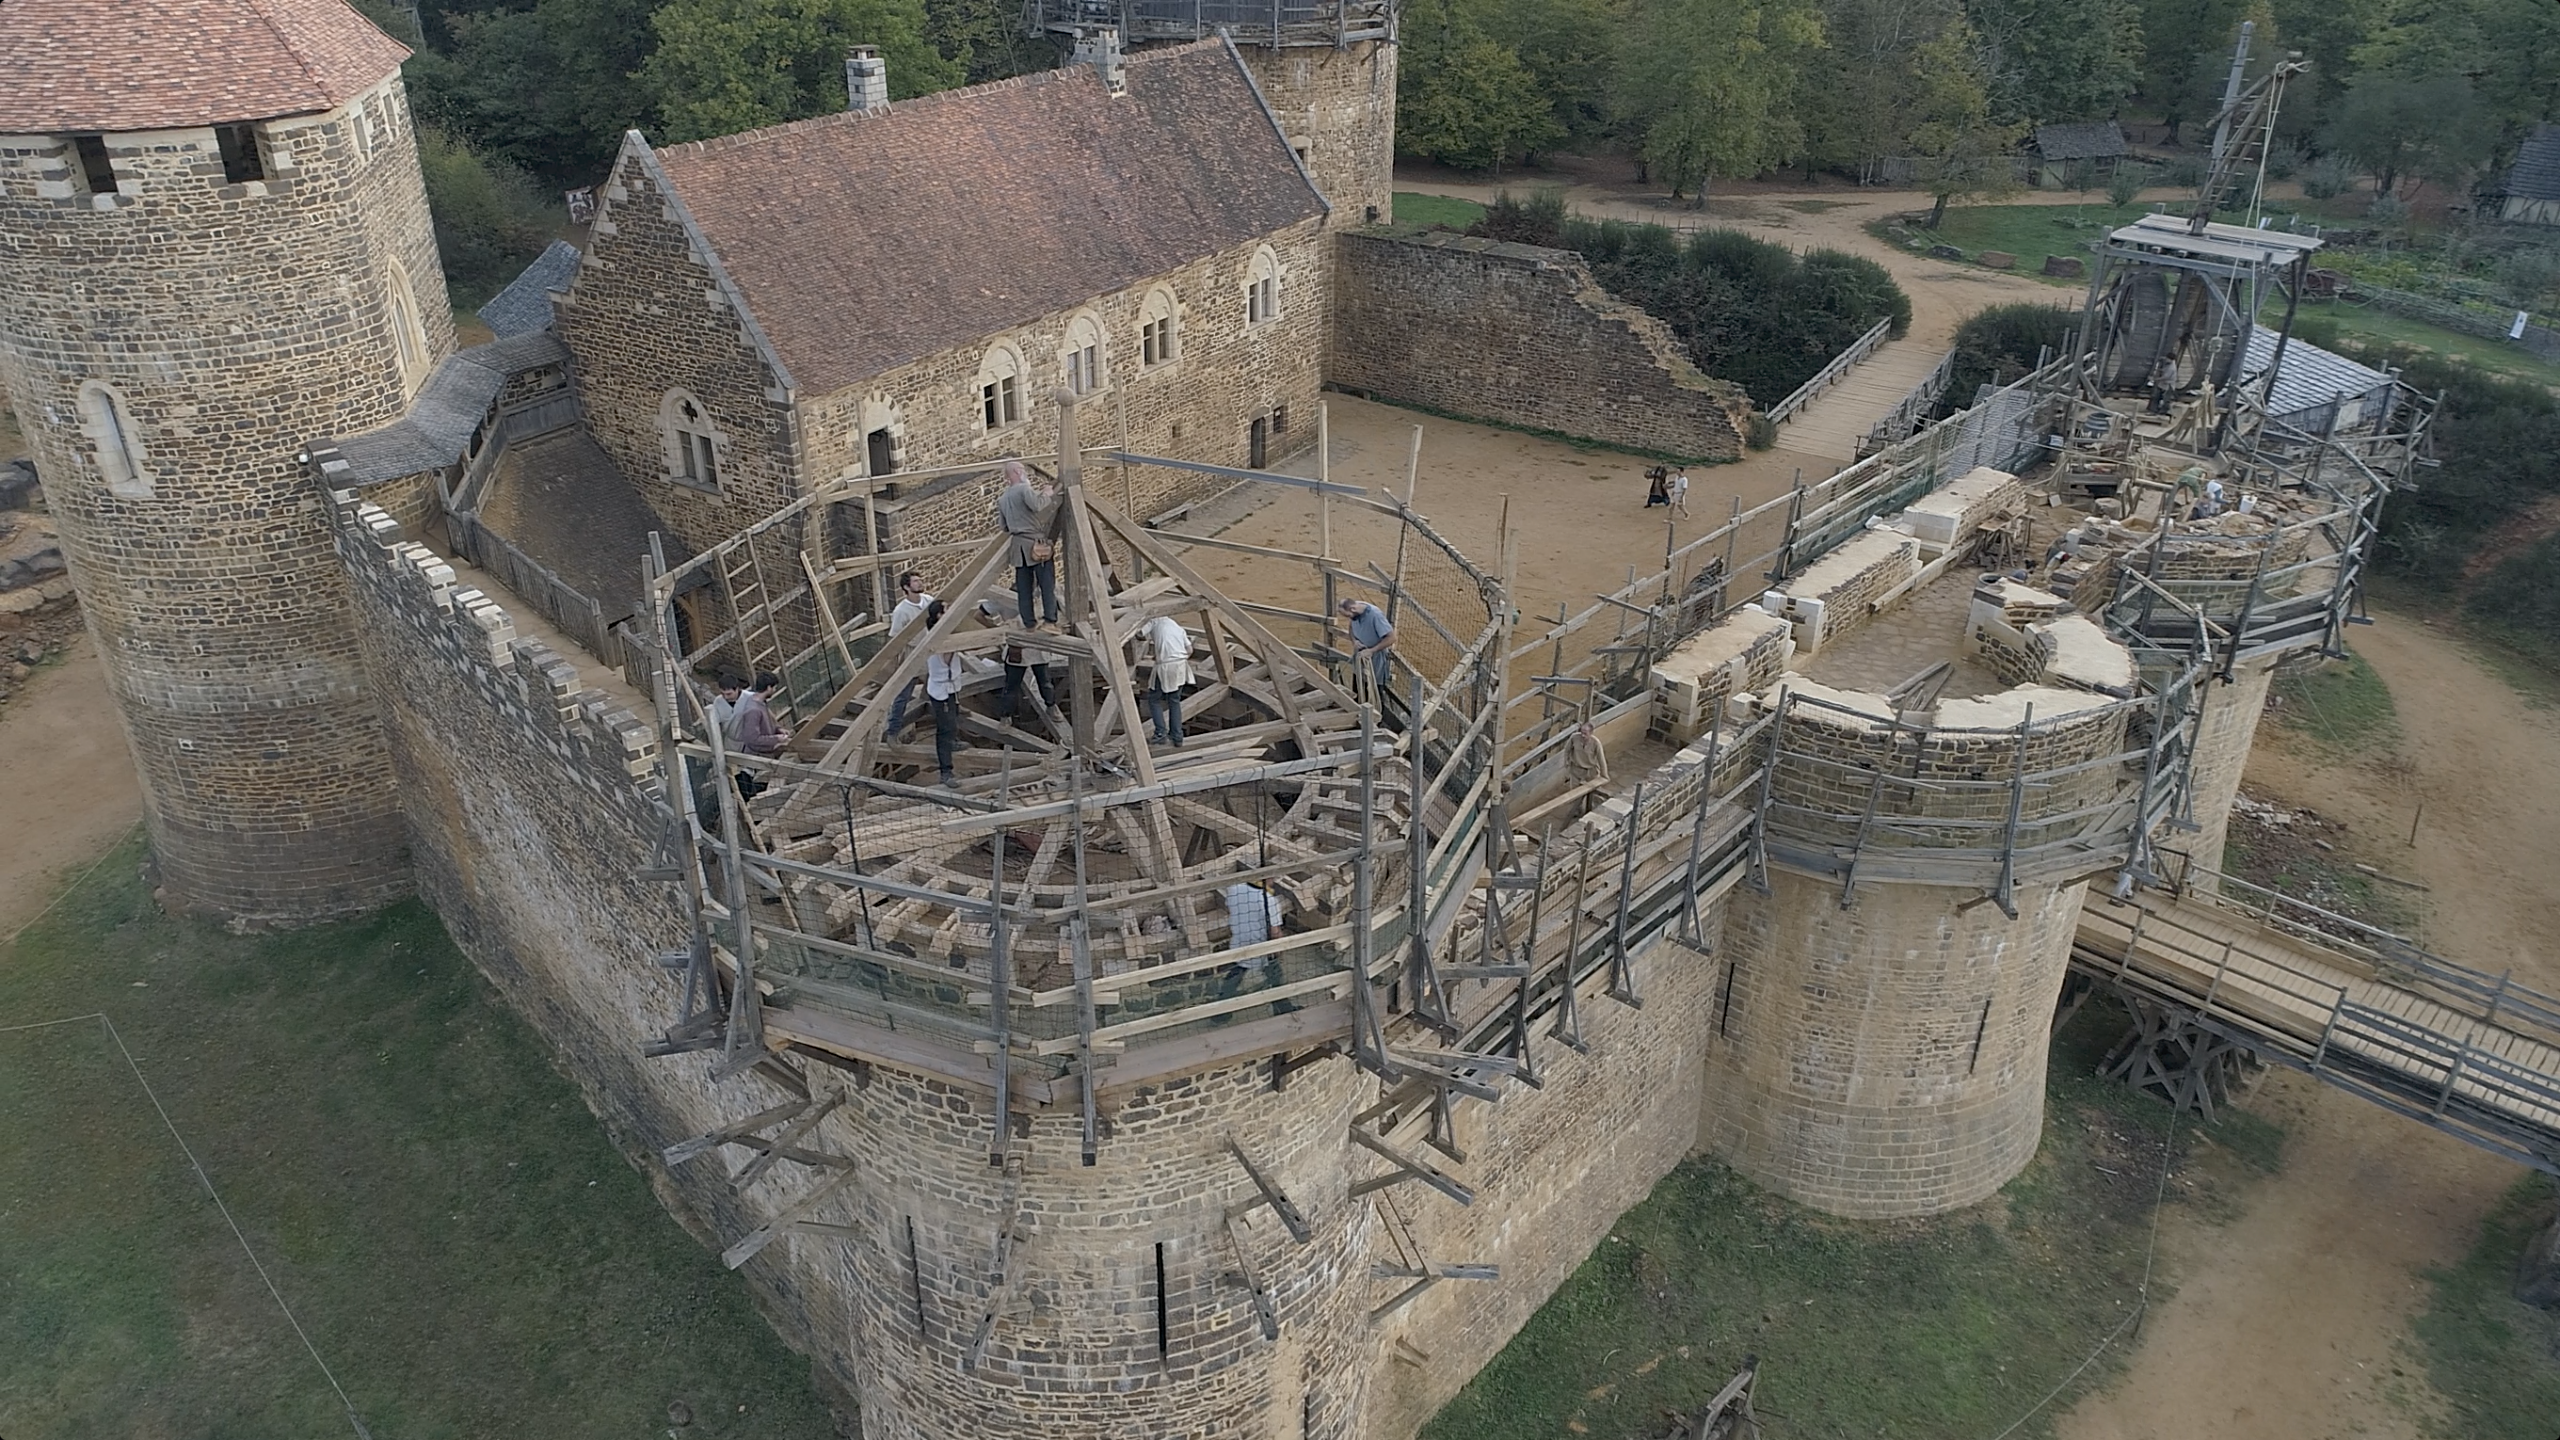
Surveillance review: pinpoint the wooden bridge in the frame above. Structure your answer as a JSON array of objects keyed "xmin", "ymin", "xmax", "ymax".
[{"xmin": 2070, "ymin": 878, "xmax": 2560, "ymax": 1174}]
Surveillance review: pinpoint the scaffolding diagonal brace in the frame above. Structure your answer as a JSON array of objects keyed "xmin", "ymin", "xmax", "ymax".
[
  {"xmin": 1348, "ymin": 1125, "xmax": 1475, "ymax": 1206},
  {"xmin": 1223, "ymin": 1134, "xmax": 1311, "ymax": 1244}
]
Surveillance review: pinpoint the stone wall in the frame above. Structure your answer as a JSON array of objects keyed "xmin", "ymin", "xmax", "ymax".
[
  {"xmin": 2178, "ymin": 655, "xmax": 2278, "ymax": 893},
  {"xmin": 1782, "ymin": 530, "xmax": 1920, "ymax": 654},
  {"xmin": 0, "ymin": 74, "xmax": 453, "ymax": 924},
  {"xmin": 1330, "ymin": 231, "xmax": 1750, "ymax": 462},
  {"xmin": 814, "ymin": 215, "xmax": 1334, "ymax": 560},
  {"xmin": 554, "ymin": 141, "xmax": 800, "ymax": 564},
  {"xmin": 1232, "ymin": 40, "xmax": 1397, "ymax": 227},
  {"xmin": 1703, "ymin": 872, "xmax": 2089, "ymax": 1217},
  {"xmin": 1364, "ymin": 923, "xmax": 1727, "ymax": 1438}
]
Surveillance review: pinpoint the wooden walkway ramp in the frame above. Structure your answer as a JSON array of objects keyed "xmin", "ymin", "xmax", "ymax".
[
  {"xmin": 1771, "ymin": 338, "xmax": 1952, "ymax": 464},
  {"xmin": 2072, "ymin": 890, "xmax": 2560, "ymax": 1173}
]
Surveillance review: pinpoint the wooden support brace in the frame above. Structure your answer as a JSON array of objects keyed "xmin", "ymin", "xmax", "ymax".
[
  {"xmin": 1224, "ymin": 1134, "xmax": 1312, "ymax": 1244},
  {"xmin": 721, "ymin": 1165, "xmax": 861, "ymax": 1270},
  {"xmin": 1348, "ymin": 1125, "xmax": 1475, "ymax": 1206}
]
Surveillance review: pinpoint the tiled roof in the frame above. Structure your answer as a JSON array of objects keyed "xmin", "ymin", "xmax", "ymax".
[
  {"xmin": 477, "ymin": 240, "xmax": 582, "ymax": 338},
  {"xmin": 2499, "ymin": 123, "xmax": 2560, "ymax": 203},
  {"xmin": 647, "ymin": 39, "xmax": 1324, "ymax": 397},
  {"xmin": 2032, "ymin": 121, "xmax": 2128, "ymax": 161},
  {"xmin": 323, "ymin": 332, "xmax": 571, "ymax": 483},
  {"xmin": 2242, "ymin": 327, "xmax": 2394, "ymax": 421},
  {"xmin": 0, "ymin": 0, "xmax": 409, "ymax": 133}
]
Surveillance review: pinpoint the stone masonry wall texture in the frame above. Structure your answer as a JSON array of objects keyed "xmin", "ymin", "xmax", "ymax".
[
  {"xmin": 1703, "ymin": 872, "xmax": 2090, "ymax": 1217},
  {"xmin": 1232, "ymin": 40, "xmax": 1399, "ymax": 227},
  {"xmin": 0, "ymin": 75, "xmax": 454, "ymax": 924},
  {"xmin": 1331, "ymin": 231, "xmax": 1751, "ymax": 461}
]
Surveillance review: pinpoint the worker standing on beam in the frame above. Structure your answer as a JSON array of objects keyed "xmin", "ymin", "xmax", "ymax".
[
  {"xmin": 997, "ymin": 461, "xmax": 1061, "ymax": 630},
  {"xmin": 1340, "ymin": 597, "xmax": 1393, "ymax": 702}
]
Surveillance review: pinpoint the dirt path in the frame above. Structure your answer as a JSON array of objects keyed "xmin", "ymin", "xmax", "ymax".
[
  {"xmin": 2057, "ymin": 611, "xmax": 2560, "ymax": 1439},
  {"xmin": 0, "ymin": 636, "xmax": 145, "ymax": 940}
]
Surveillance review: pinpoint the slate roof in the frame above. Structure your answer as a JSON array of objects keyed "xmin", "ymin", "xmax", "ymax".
[
  {"xmin": 477, "ymin": 240, "xmax": 582, "ymax": 338},
  {"xmin": 476, "ymin": 430, "xmax": 672, "ymax": 626},
  {"xmin": 2241, "ymin": 327, "xmax": 2394, "ymax": 421},
  {"xmin": 0, "ymin": 0, "xmax": 410, "ymax": 133},
  {"xmin": 324, "ymin": 331, "xmax": 572, "ymax": 484},
  {"xmin": 2498, "ymin": 123, "xmax": 2560, "ymax": 203},
  {"xmin": 645, "ymin": 39, "xmax": 1324, "ymax": 397},
  {"xmin": 2032, "ymin": 121, "xmax": 2129, "ymax": 162}
]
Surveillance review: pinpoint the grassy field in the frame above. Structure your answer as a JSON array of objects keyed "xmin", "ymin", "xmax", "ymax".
[
  {"xmin": 1392, "ymin": 191, "xmax": 1489, "ymax": 233},
  {"xmin": 2412, "ymin": 1176, "xmax": 2560, "ymax": 1440},
  {"xmin": 1421, "ymin": 998, "xmax": 2286, "ymax": 1440},
  {"xmin": 2271, "ymin": 650, "xmax": 2402, "ymax": 753},
  {"xmin": 2288, "ymin": 301, "xmax": 2560, "ymax": 390},
  {"xmin": 1867, "ymin": 201, "xmax": 2156, "ymax": 285},
  {"xmin": 0, "ymin": 838, "xmax": 840, "ymax": 1439}
]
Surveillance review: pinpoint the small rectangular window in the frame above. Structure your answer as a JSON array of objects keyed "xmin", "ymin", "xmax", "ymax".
[
  {"xmin": 1001, "ymin": 376, "xmax": 1019, "ymax": 424},
  {"xmin": 215, "ymin": 124, "xmax": 265, "ymax": 183},
  {"xmin": 982, "ymin": 376, "xmax": 1020, "ymax": 429},
  {"xmin": 1271, "ymin": 404, "xmax": 1288, "ymax": 435},
  {"xmin": 693, "ymin": 433, "xmax": 719, "ymax": 488},
  {"xmin": 72, "ymin": 136, "xmax": 117, "ymax": 194}
]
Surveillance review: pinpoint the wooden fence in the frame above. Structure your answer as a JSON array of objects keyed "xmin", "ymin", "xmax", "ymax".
[{"xmin": 1767, "ymin": 316, "xmax": 1895, "ymax": 426}]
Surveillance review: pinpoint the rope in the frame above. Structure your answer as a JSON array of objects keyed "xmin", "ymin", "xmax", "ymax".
[
  {"xmin": 2, "ymin": 831, "xmax": 374, "ymax": 1438},
  {"xmin": 1978, "ymin": 1101, "xmax": 2183, "ymax": 1440}
]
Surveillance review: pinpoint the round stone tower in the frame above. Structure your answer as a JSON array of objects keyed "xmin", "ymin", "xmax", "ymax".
[
  {"xmin": 0, "ymin": 0, "xmax": 452, "ymax": 924},
  {"xmin": 1702, "ymin": 676, "xmax": 2136, "ymax": 1218}
]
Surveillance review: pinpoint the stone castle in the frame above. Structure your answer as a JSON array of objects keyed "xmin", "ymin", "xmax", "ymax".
[{"xmin": 0, "ymin": 2, "xmax": 2425, "ymax": 1436}]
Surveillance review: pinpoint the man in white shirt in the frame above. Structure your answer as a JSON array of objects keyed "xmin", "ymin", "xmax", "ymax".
[
  {"xmin": 885, "ymin": 570, "xmax": 932, "ymax": 735},
  {"xmin": 1668, "ymin": 467, "xmax": 1691, "ymax": 517},
  {"xmin": 1142, "ymin": 613, "xmax": 1193, "ymax": 747},
  {"xmin": 921, "ymin": 599, "xmax": 965, "ymax": 788}
]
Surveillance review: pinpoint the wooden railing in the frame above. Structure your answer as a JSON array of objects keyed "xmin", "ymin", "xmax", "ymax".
[
  {"xmin": 1766, "ymin": 316, "xmax": 1894, "ymax": 426},
  {"xmin": 1858, "ymin": 346, "xmax": 1958, "ymax": 455},
  {"xmin": 450, "ymin": 512, "xmax": 620, "ymax": 666}
]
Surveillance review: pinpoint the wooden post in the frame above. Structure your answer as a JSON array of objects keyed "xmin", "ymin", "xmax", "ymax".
[{"xmin": 1386, "ymin": 424, "xmax": 1421, "ymax": 625}]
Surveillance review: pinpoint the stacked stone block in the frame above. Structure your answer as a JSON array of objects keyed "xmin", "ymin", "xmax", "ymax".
[{"xmin": 0, "ymin": 75, "xmax": 452, "ymax": 923}]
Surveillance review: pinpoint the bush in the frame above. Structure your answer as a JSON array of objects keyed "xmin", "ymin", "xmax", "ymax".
[
  {"xmin": 1471, "ymin": 192, "xmax": 1913, "ymax": 407},
  {"xmin": 2301, "ymin": 154, "xmax": 2356, "ymax": 200},
  {"xmin": 417, "ymin": 125, "xmax": 557, "ymax": 309},
  {"xmin": 2265, "ymin": 145, "xmax": 2301, "ymax": 181},
  {"xmin": 1943, "ymin": 303, "xmax": 2077, "ymax": 410},
  {"xmin": 2159, "ymin": 155, "xmax": 2206, "ymax": 188},
  {"xmin": 2106, "ymin": 162, "xmax": 2148, "ymax": 208}
]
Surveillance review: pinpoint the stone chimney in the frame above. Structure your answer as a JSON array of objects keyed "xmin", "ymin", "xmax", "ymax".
[
  {"xmin": 1071, "ymin": 28, "xmax": 1126, "ymax": 95},
  {"xmin": 846, "ymin": 46, "xmax": 889, "ymax": 113}
]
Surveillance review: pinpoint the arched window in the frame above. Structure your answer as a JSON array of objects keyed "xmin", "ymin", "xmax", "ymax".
[
  {"xmin": 1061, "ymin": 314, "xmax": 1106, "ymax": 396},
  {"xmin": 659, "ymin": 389, "xmax": 724, "ymax": 490},
  {"xmin": 1244, "ymin": 246, "xmax": 1282, "ymax": 327},
  {"xmin": 385, "ymin": 261, "xmax": 428, "ymax": 386},
  {"xmin": 976, "ymin": 342, "xmax": 1024, "ymax": 432},
  {"xmin": 78, "ymin": 382, "xmax": 151, "ymax": 498},
  {"xmin": 1138, "ymin": 286, "xmax": 1180, "ymax": 368}
]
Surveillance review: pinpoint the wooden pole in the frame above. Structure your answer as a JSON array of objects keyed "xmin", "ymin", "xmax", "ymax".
[{"xmin": 1386, "ymin": 424, "xmax": 1421, "ymax": 625}]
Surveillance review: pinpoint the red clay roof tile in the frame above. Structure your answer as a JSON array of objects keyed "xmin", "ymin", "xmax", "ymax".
[
  {"xmin": 647, "ymin": 39, "xmax": 1325, "ymax": 397},
  {"xmin": 0, "ymin": 0, "xmax": 409, "ymax": 133}
]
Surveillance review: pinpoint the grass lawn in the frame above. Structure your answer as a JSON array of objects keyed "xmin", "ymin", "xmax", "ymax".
[
  {"xmin": 2412, "ymin": 1176, "xmax": 2560, "ymax": 1440},
  {"xmin": 2271, "ymin": 649, "xmax": 2401, "ymax": 754},
  {"xmin": 1867, "ymin": 201, "xmax": 2157, "ymax": 285},
  {"xmin": 1421, "ymin": 997, "xmax": 2286, "ymax": 1440},
  {"xmin": 2289, "ymin": 302, "xmax": 2560, "ymax": 391},
  {"xmin": 0, "ymin": 838, "xmax": 840, "ymax": 1439},
  {"xmin": 1391, "ymin": 191, "xmax": 1488, "ymax": 233}
]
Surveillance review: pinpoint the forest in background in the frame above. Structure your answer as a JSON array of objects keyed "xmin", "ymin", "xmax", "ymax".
[{"xmin": 1397, "ymin": 0, "xmax": 2560, "ymax": 214}]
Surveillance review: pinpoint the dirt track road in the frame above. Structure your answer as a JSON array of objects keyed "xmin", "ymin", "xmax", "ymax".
[
  {"xmin": 0, "ymin": 638, "xmax": 144, "ymax": 941},
  {"xmin": 2059, "ymin": 612, "xmax": 2560, "ymax": 1439}
]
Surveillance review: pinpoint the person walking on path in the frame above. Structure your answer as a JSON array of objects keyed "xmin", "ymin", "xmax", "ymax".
[
  {"xmin": 1644, "ymin": 466, "xmax": 1670, "ymax": 508},
  {"xmin": 1668, "ymin": 467, "xmax": 1691, "ymax": 517},
  {"xmin": 1142, "ymin": 613, "xmax": 1194, "ymax": 747},
  {"xmin": 885, "ymin": 569, "xmax": 933, "ymax": 735},
  {"xmin": 996, "ymin": 461, "xmax": 1060, "ymax": 629},
  {"xmin": 920, "ymin": 600, "xmax": 966, "ymax": 788},
  {"xmin": 1340, "ymin": 597, "xmax": 1394, "ymax": 702}
]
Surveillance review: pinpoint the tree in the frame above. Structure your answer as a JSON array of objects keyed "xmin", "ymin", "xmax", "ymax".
[
  {"xmin": 1614, "ymin": 0, "xmax": 1825, "ymax": 202},
  {"xmin": 641, "ymin": 0, "xmax": 960, "ymax": 144},
  {"xmin": 2324, "ymin": 70, "xmax": 2490, "ymax": 197},
  {"xmin": 1799, "ymin": 0, "xmax": 1962, "ymax": 182},
  {"xmin": 1967, "ymin": 0, "xmax": 2143, "ymax": 124},
  {"xmin": 415, "ymin": 0, "xmax": 663, "ymax": 180},
  {"xmin": 1906, "ymin": 22, "xmax": 2026, "ymax": 226},
  {"xmin": 1397, "ymin": 0, "xmax": 1567, "ymax": 170},
  {"xmin": 923, "ymin": 0, "xmax": 1051, "ymax": 84},
  {"xmin": 1480, "ymin": 0, "xmax": 1629, "ymax": 154},
  {"xmin": 2137, "ymin": 0, "xmax": 2248, "ymax": 141},
  {"xmin": 416, "ymin": 125, "xmax": 557, "ymax": 305}
]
